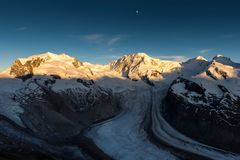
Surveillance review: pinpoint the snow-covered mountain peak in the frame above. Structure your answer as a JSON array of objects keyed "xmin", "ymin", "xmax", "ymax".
[
  {"xmin": 212, "ymin": 54, "xmax": 240, "ymax": 68},
  {"xmin": 185, "ymin": 56, "xmax": 208, "ymax": 63},
  {"xmin": 133, "ymin": 52, "xmax": 150, "ymax": 57},
  {"xmin": 110, "ymin": 52, "xmax": 181, "ymax": 83},
  {"xmin": 214, "ymin": 54, "xmax": 224, "ymax": 58},
  {"xmin": 18, "ymin": 52, "xmax": 74, "ymax": 64},
  {"xmin": 5, "ymin": 52, "xmax": 90, "ymax": 79},
  {"xmin": 195, "ymin": 56, "xmax": 207, "ymax": 61},
  {"xmin": 117, "ymin": 52, "xmax": 153, "ymax": 63},
  {"xmin": 212, "ymin": 54, "xmax": 229, "ymax": 62},
  {"xmin": 181, "ymin": 56, "xmax": 210, "ymax": 77}
]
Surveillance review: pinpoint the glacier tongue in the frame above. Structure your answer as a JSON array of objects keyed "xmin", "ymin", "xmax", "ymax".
[{"xmin": 86, "ymin": 86, "xmax": 178, "ymax": 160}]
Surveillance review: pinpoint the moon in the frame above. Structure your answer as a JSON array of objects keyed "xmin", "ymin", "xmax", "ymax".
[{"xmin": 136, "ymin": 10, "xmax": 139, "ymax": 14}]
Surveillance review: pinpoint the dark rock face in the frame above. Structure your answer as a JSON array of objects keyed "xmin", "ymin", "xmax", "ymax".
[
  {"xmin": 141, "ymin": 75, "xmax": 155, "ymax": 86},
  {"xmin": 72, "ymin": 58, "xmax": 83, "ymax": 68},
  {"xmin": 9, "ymin": 58, "xmax": 48, "ymax": 82},
  {"xmin": 164, "ymin": 77, "xmax": 240, "ymax": 152},
  {"xmin": 0, "ymin": 77, "xmax": 120, "ymax": 159},
  {"xmin": 10, "ymin": 58, "xmax": 46, "ymax": 77},
  {"xmin": 10, "ymin": 59, "xmax": 33, "ymax": 77}
]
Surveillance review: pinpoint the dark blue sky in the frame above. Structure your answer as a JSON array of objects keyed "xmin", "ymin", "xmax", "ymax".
[{"xmin": 1, "ymin": 0, "xmax": 240, "ymax": 70}]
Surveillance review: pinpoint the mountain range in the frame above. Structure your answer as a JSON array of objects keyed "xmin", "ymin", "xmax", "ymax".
[{"xmin": 0, "ymin": 52, "xmax": 240, "ymax": 160}]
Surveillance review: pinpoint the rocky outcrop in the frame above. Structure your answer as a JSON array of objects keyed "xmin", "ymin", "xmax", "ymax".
[
  {"xmin": 10, "ymin": 57, "xmax": 47, "ymax": 76},
  {"xmin": 10, "ymin": 59, "xmax": 34, "ymax": 77},
  {"xmin": 72, "ymin": 58, "xmax": 83, "ymax": 68},
  {"xmin": 164, "ymin": 77, "xmax": 240, "ymax": 152},
  {"xmin": 205, "ymin": 62, "xmax": 233, "ymax": 80}
]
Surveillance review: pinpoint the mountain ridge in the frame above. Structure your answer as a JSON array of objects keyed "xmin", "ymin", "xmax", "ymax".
[{"xmin": 2, "ymin": 52, "xmax": 240, "ymax": 84}]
